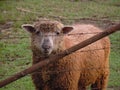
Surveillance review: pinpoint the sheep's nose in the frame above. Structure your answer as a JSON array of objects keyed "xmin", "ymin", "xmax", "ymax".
[{"xmin": 42, "ymin": 44, "xmax": 51, "ymax": 50}]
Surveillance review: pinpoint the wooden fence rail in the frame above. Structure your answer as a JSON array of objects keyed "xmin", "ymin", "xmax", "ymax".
[{"xmin": 0, "ymin": 23, "xmax": 120, "ymax": 88}]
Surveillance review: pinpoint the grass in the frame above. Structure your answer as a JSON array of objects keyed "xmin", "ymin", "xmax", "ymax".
[{"xmin": 0, "ymin": 0, "xmax": 120, "ymax": 90}]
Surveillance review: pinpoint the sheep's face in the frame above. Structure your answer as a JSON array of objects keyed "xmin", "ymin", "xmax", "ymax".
[{"xmin": 22, "ymin": 21, "xmax": 73, "ymax": 56}]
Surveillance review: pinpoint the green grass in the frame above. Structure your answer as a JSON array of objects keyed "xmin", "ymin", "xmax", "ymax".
[
  {"xmin": 109, "ymin": 32, "xmax": 120, "ymax": 87},
  {"xmin": 0, "ymin": 0, "xmax": 120, "ymax": 90}
]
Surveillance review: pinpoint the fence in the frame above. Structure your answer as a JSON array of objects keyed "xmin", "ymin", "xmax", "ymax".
[
  {"xmin": 0, "ymin": 0, "xmax": 120, "ymax": 90},
  {"xmin": 0, "ymin": 24, "xmax": 120, "ymax": 89},
  {"xmin": 0, "ymin": 22, "xmax": 120, "ymax": 89}
]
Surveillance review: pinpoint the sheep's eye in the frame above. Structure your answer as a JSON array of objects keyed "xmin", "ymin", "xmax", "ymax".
[
  {"xmin": 36, "ymin": 31, "xmax": 41, "ymax": 35},
  {"xmin": 55, "ymin": 31, "xmax": 60, "ymax": 35}
]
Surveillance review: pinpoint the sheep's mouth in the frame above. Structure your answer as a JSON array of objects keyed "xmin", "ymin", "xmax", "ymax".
[
  {"xmin": 41, "ymin": 48, "xmax": 52, "ymax": 56},
  {"xmin": 43, "ymin": 50, "xmax": 51, "ymax": 56},
  {"xmin": 44, "ymin": 51, "xmax": 49, "ymax": 54}
]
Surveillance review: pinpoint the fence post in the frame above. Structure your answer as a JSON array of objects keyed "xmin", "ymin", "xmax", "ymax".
[{"xmin": 0, "ymin": 23, "xmax": 120, "ymax": 88}]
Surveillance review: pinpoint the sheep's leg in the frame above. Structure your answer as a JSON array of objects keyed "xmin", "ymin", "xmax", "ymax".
[
  {"xmin": 78, "ymin": 86, "xmax": 87, "ymax": 90},
  {"xmin": 32, "ymin": 73, "xmax": 43, "ymax": 90},
  {"xmin": 32, "ymin": 72, "xmax": 50, "ymax": 90},
  {"xmin": 91, "ymin": 75, "xmax": 109, "ymax": 90}
]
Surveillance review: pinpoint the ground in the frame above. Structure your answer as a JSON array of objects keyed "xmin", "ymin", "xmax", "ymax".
[{"xmin": 0, "ymin": 0, "xmax": 120, "ymax": 90}]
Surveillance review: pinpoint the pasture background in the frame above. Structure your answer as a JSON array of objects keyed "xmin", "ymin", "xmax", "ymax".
[{"xmin": 0, "ymin": 0, "xmax": 120, "ymax": 90}]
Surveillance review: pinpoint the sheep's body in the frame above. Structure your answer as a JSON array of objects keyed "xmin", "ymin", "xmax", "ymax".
[{"xmin": 23, "ymin": 21, "xmax": 110, "ymax": 90}]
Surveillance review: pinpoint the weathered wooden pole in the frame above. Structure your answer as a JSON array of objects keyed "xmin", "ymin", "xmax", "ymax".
[{"xmin": 0, "ymin": 23, "xmax": 120, "ymax": 88}]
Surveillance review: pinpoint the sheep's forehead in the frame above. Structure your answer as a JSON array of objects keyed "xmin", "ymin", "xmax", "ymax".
[{"xmin": 35, "ymin": 21, "xmax": 63, "ymax": 32}]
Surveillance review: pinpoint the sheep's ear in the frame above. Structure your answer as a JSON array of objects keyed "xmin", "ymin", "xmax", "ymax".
[
  {"xmin": 22, "ymin": 24, "xmax": 36, "ymax": 33},
  {"xmin": 62, "ymin": 26, "xmax": 73, "ymax": 34}
]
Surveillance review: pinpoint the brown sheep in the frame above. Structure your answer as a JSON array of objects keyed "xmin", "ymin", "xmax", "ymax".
[{"xmin": 22, "ymin": 19, "xmax": 110, "ymax": 90}]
